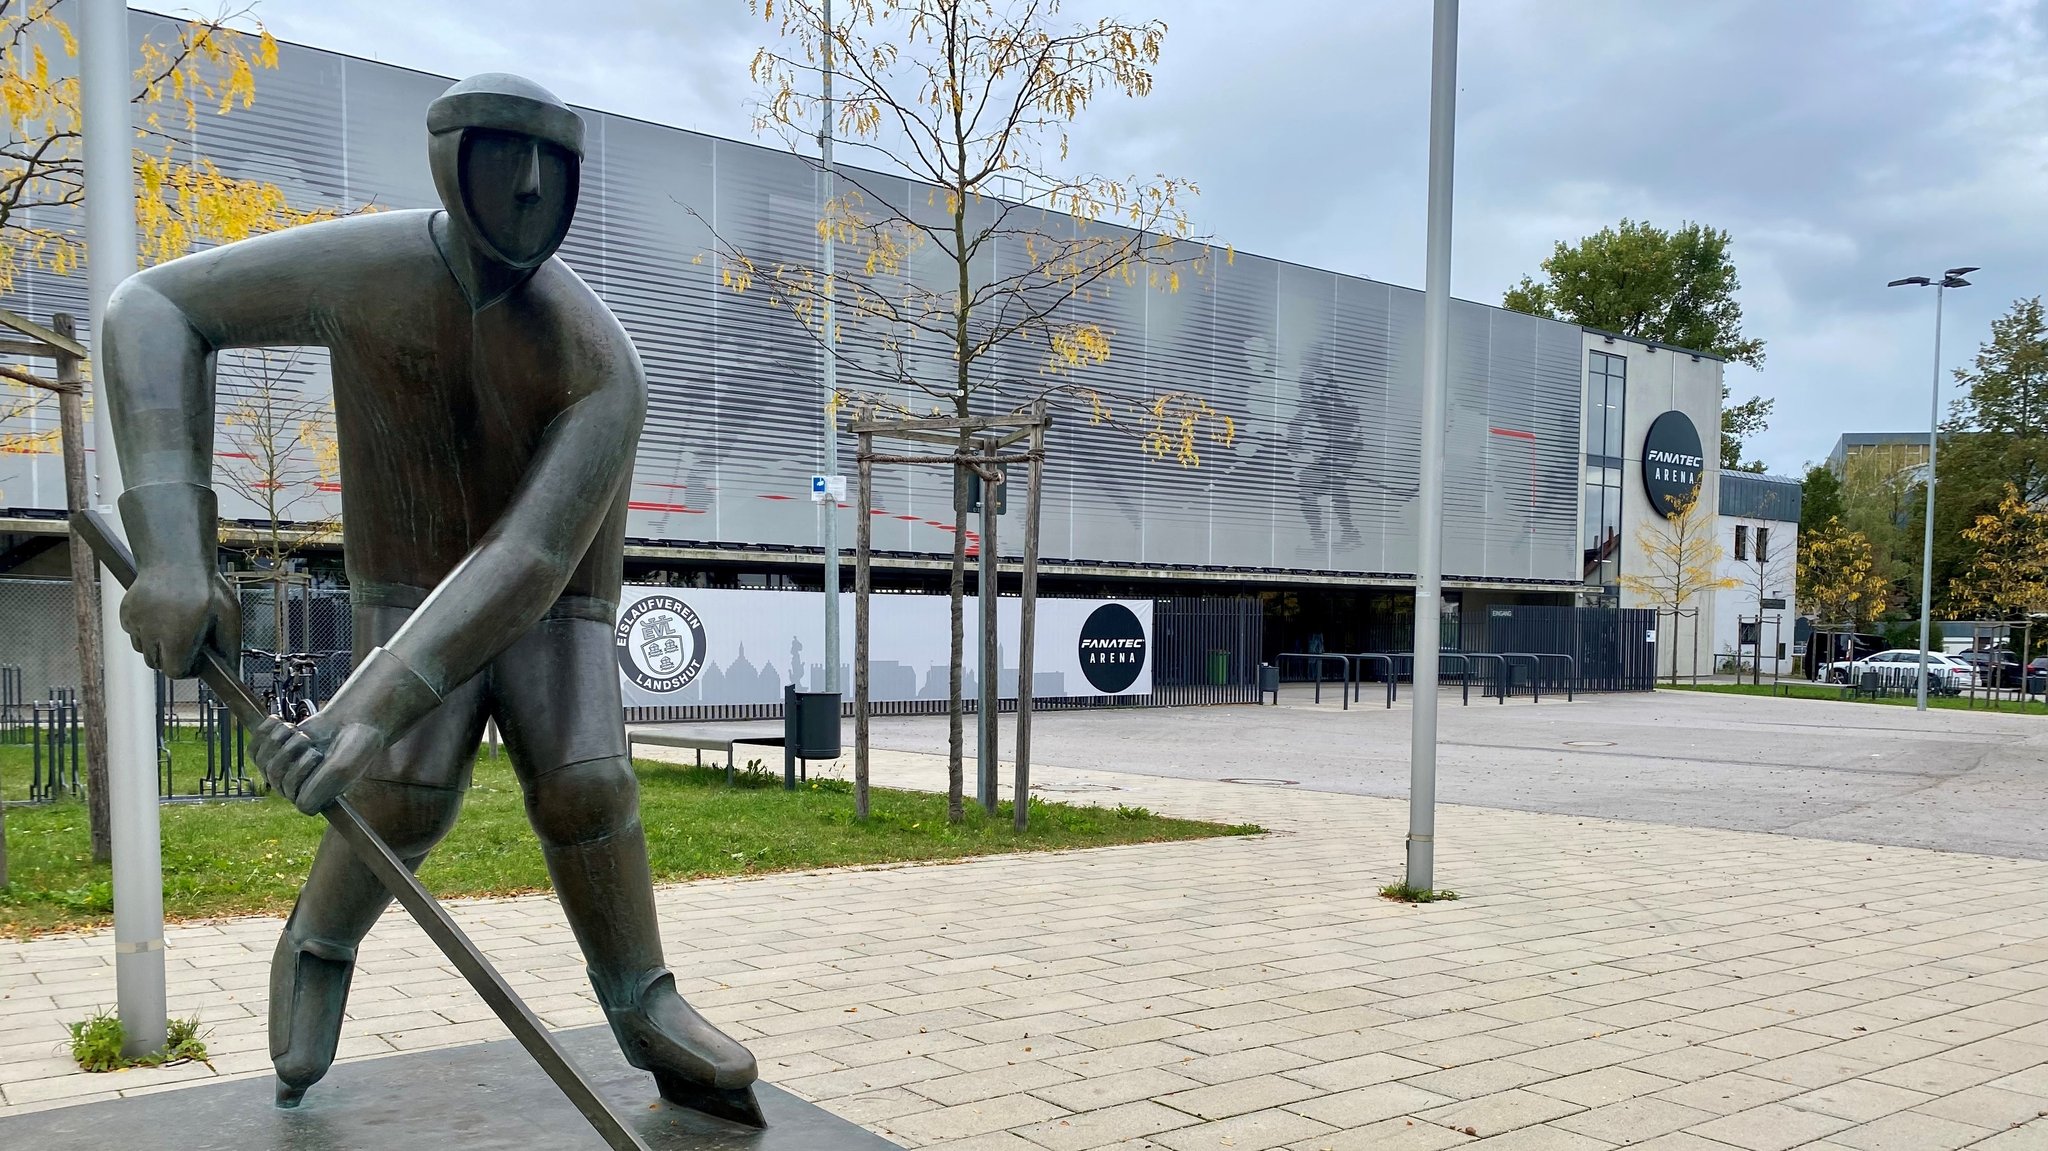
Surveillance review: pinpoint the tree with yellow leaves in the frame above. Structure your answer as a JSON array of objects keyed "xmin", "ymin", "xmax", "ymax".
[
  {"xmin": 1620, "ymin": 484, "xmax": 1738, "ymax": 681},
  {"xmin": 1949, "ymin": 483, "xmax": 2048, "ymax": 622},
  {"xmin": 1797, "ymin": 516, "xmax": 1889, "ymax": 627},
  {"xmin": 729, "ymin": 0, "xmax": 1231, "ymax": 820},
  {"xmin": 0, "ymin": 3, "xmax": 344, "ymax": 445},
  {"xmin": 0, "ymin": 2, "xmax": 344, "ymax": 856}
]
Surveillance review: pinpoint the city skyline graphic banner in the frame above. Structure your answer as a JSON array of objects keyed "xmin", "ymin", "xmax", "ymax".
[{"xmin": 614, "ymin": 586, "xmax": 1154, "ymax": 708}]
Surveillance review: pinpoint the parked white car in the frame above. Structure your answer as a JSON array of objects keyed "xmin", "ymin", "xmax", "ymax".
[{"xmin": 1832, "ymin": 649, "xmax": 1978, "ymax": 691}]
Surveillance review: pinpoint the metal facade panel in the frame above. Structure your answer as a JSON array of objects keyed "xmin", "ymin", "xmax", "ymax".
[
  {"xmin": 1718, "ymin": 472, "xmax": 1803, "ymax": 523},
  {"xmin": 0, "ymin": 16, "xmax": 1586, "ymax": 584}
]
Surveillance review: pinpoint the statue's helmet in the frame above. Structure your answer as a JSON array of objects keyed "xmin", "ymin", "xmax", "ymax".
[{"xmin": 426, "ymin": 73, "xmax": 584, "ymax": 270}]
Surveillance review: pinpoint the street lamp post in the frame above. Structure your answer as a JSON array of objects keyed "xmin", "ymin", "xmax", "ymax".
[
  {"xmin": 1407, "ymin": 0, "xmax": 1458, "ymax": 895},
  {"xmin": 1887, "ymin": 267, "xmax": 1976, "ymax": 712}
]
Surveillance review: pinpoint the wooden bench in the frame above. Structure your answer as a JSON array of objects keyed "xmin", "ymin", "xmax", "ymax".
[{"xmin": 626, "ymin": 728, "xmax": 786, "ymax": 783}]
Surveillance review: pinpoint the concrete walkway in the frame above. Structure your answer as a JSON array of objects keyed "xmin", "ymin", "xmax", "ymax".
[{"xmin": 5, "ymin": 720, "xmax": 2048, "ymax": 1149}]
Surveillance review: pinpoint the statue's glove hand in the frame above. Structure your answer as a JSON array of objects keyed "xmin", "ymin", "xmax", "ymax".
[
  {"xmin": 115, "ymin": 481, "xmax": 236, "ymax": 679},
  {"xmin": 255, "ymin": 647, "xmax": 440, "ymax": 816},
  {"xmin": 121, "ymin": 566, "xmax": 240, "ymax": 679},
  {"xmin": 254, "ymin": 709, "xmax": 385, "ymax": 816}
]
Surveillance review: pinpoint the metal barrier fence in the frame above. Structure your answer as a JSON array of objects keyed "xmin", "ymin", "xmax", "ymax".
[
  {"xmin": 0, "ymin": 578, "xmax": 81, "ymax": 708},
  {"xmin": 28, "ymin": 688, "xmax": 81, "ymax": 802},
  {"xmin": 0, "ymin": 576, "xmax": 334, "ymax": 802},
  {"xmin": 1272, "ymin": 604, "xmax": 1657, "ymax": 699}
]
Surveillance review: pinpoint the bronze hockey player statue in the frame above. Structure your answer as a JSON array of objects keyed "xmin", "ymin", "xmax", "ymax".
[{"xmin": 99, "ymin": 73, "xmax": 761, "ymax": 1125}]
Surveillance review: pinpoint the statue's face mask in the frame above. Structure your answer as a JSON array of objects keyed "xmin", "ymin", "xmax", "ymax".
[{"xmin": 456, "ymin": 129, "xmax": 579, "ymax": 270}]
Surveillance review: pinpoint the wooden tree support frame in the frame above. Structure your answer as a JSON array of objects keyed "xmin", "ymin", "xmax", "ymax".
[
  {"xmin": 851, "ymin": 405, "xmax": 1051, "ymax": 831},
  {"xmin": 0, "ymin": 308, "xmax": 111, "ymax": 868}
]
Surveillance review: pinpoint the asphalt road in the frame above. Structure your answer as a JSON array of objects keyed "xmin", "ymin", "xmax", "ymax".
[{"xmin": 854, "ymin": 691, "xmax": 2048, "ymax": 860}]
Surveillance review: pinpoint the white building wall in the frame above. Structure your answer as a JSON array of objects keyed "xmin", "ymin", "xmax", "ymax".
[
  {"xmin": 1712, "ymin": 513, "xmax": 1799, "ymax": 676},
  {"xmin": 1580, "ymin": 331, "xmax": 1725, "ymax": 677}
]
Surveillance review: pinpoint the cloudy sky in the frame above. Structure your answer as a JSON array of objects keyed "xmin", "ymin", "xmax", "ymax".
[{"xmin": 249, "ymin": 0, "xmax": 2047, "ymax": 476}]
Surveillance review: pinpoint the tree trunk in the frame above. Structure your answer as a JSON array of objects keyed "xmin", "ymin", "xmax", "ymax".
[
  {"xmin": 55, "ymin": 313, "xmax": 112, "ymax": 862},
  {"xmin": 977, "ymin": 439, "xmax": 998, "ymax": 815},
  {"xmin": 1014, "ymin": 410, "xmax": 1047, "ymax": 832},
  {"xmin": 945, "ymin": 432, "xmax": 968, "ymax": 824},
  {"xmin": 854, "ymin": 435, "xmax": 872, "ymax": 821},
  {"xmin": 274, "ymin": 572, "xmax": 288, "ymax": 658}
]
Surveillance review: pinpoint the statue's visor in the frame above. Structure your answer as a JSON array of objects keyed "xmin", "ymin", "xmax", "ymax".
[{"xmin": 427, "ymin": 92, "xmax": 585, "ymax": 158}]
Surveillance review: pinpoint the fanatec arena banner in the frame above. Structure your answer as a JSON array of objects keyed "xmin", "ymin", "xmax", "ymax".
[{"xmin": 614, "ymin": 587, "xmax": 1153, "ymax": 709}]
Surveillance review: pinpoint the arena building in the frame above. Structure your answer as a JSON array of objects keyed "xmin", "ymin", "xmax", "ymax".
[{"xmin": 0, "ymin": 10, "xmax": 1729, "ymax": 694}]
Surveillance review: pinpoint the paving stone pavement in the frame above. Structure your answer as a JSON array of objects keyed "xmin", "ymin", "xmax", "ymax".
[{"xmin": 6, "ymin": 740, "xmax": 2048, "ymax": 1150}]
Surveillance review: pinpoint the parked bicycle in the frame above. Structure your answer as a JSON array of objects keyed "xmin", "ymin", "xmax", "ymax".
[{"xmin": 241, "ymin": 649, "xmax": 350, "ymax": 724}]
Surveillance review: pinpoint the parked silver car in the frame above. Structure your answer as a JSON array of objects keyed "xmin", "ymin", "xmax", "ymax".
[{"xmin": 1832, "ymin": 649, "xmax": 1978, "ymax": 691}]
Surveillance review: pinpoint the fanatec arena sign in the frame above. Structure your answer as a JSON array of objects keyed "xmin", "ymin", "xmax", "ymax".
[{"xmin": 1642, "ymin": 411, "xmax": 1705, "ymax": 518}]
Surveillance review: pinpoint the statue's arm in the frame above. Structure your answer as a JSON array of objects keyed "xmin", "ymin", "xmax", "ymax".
[
  {"xmin": 99, "ymin": 222, "xmax": 349, "ymax": 676},
  {"xmin": 330, "ymin": 344, "xmax": 649, "ymax": 736},
  {"xmin": 102, "ymin": 221, "xmax": 355, "ymax": 491}
]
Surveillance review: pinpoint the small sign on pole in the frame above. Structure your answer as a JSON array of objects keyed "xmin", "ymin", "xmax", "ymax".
[{"xmin": 810, "ymin": 474, "xmax": 846, "ymax": 503}]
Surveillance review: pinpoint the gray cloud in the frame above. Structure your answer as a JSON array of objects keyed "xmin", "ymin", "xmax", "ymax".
[{"xmin": 250, "ymin": 0, "xmax": 2048, "ymax": 474}]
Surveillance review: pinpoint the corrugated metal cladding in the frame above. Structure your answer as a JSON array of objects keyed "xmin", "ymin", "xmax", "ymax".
[
  {"xmin": 1718, "ymin": 473, "xmax": 1803, "ymax": 523},
  {"xmin": 0, "ymin": 11, "xmax": 1585, "ymax": 583}
]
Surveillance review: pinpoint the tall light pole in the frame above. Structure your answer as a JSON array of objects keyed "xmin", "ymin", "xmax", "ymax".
[
  {"xmin": 1407, "ymin": 0, "xmax": 1457, "ymax": 894},
  {"xmin": 817, "ymin": 0, "xmax": 843, "ymax": 697},
  {"xmin": 1887, "ymin": 266, "xmax": 1976, "ymax": 712},
  {"xmin": 82, "ymin": 0, "xmax": 169, "ymax": 1058}
]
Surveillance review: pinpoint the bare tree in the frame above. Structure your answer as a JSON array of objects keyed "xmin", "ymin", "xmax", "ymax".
[
  {"xmin": 1621, "ymin": 485, "xmax": 1738, "ymax": 682},
  {"xmin": 1729, "ymin": 514, "xmax": 1793, "ymax": 679},
  {"xmin": 213, "ymin": 348, "xmax": 338, "ymax": 658}
]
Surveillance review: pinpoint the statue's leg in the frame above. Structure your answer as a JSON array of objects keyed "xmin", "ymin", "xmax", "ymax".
[
  {"xmin": 270, "ymin": 604, "xmax": 488, "ymax": 1107},
  {"xmin": 491, "ymin": 613, "xmax": 760, "ymax": 1111}
]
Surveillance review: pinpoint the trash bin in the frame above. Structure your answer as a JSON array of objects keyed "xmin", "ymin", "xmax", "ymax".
[
  {"xmin": 783, "ymin": 686, "xmax": 842, "ymax": 788},
  {"xmin": 1258, "ymin": 663, "xmax": 1280, "ymax": 703},
  {"xmin": 1206, "ymin": 649, "xmax": 1231, "ymax": 686}
]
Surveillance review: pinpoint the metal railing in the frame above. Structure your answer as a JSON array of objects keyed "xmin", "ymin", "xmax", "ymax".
[{"xmin": 1276, "ymin": 653, "xmax": 1352, "ymax": 708}]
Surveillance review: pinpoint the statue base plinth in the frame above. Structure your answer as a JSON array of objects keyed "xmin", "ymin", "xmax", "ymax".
[{"xmin": 1, "ymin": 1025, "xmax": 900, "ymax": 1149}]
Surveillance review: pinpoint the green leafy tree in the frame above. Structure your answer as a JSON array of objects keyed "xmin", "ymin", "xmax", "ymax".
[
  {"xmin": 1837, "ymin": 448, "xmax": 1917, "ymax": 609},
  {"xmin": 1943, "ymin": 297, "xmax": 2048, "ymax": 504},
  {"xmin": 1919, "ymin": 298, "xmax": 2048, "ymax": 614},
  {"xmin": 1799, "ymin": 463, "xmax": 1844, "ymax": 538},
  {"xmin": 1502, "ymin": 217, "xmax": 1771, "ymax": 469}
]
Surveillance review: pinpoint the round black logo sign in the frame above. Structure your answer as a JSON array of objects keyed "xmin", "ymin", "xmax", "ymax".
[
  {"xmin": 1642, "ymin": 410, "xmax": 1705, "ymax": 518},
  {"xmin": 1078, "ymin": 604, "xmax": 1147, "ymax": 694},
  {"xmin": 615, "ymin": 595, "xmax": 707, "ymax": 694}
]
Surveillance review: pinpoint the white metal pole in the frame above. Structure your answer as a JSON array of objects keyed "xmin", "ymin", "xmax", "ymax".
[
  {"xmin": 82, "ymin": 0, "xmax": 167, "ymax": 1057},
  {"xmin": 1407, "ymin": 0, "xmax": 1457, "ymax": 894},
  {"xmin": 1916, "ymin": 284, "xmax": 1944, "ymax": 712},
  {"xmin": 819, "ymin": 0, "xmax": 842, "ymax": 694}
]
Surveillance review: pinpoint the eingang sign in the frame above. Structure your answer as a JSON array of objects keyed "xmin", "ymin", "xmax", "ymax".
[{"xmin": 1642, "ymin": 411, "xmax": 1705, "ymax": 517}]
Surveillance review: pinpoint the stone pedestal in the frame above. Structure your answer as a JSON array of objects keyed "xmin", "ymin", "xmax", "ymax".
[{"xmin": 1, "ymin": 1025, "xmax": 900, "ymax": 1149}]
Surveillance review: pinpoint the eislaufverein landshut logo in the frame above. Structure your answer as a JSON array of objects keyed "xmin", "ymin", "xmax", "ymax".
[
  {"xmin": 1641, "ymin": 410, "xmax": 1705, "ymax": 518},
  {"xmin": 1078, "ymin": 603, "xmax": 1147, "ymax": 694},
  {"xmin": 615, "ymin": 594, "xmax": 707, "ymax": 694}
]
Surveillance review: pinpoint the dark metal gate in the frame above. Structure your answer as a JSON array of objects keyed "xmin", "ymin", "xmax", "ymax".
[{"xmin": 1459, "ymin": 604, "xmax": 1656, "ymax": 693}]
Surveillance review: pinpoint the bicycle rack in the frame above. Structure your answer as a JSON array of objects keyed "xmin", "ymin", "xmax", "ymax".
[
  {"xmin": 1277, "ymin": 653, "xmax": 1352, "ymax": 709},
  {"xmin": 1333, "ymin": 653, "xmax": 1396, "ymax": 709}
]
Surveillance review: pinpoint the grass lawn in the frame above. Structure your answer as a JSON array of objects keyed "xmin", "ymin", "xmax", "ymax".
[
  {"xmin": 1666, "ymin": 680, "xmax": 2046, "ymax": 713},
  {"xmin": 0, "ymin": 742, "xmax": 1258, "ymax": 938}
]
